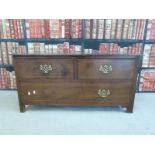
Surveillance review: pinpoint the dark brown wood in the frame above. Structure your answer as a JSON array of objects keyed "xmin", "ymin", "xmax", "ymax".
[
  {"xmin": 78, "ymin": 58, "xmax": 135, "ymax": 80},
  {"xmin": 13, "ymin": 54, "xmax": 140, "ymax": 113}
]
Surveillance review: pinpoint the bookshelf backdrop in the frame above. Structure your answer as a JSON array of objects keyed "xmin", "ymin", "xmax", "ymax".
[{"xmin": 0, "ymin": 19, "xmax": 155, "ymax": 92}]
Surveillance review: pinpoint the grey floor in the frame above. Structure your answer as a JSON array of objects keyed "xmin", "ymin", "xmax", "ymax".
[{"xmin": 0, "ymin": 91, "xmax": 155, "ymax": 135}]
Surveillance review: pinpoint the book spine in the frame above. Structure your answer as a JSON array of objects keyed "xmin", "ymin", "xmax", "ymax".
[
  {"xmin": 116, "ymin": 19, "xmax": 123, "ymax": 39},
  {"xmin": 63, "ymin": 42, "xmax": 70, "ymax": 54},
  {"xmin": 75, "ymin": 19, "xmax": 80, "ymax": 38},
  {"xmin": 12, "ymin": 71, "xmax": 17, "ymax": 89},
  {"xmin": 137, "ymin": 19, "xmax": 142, "ymax": 39},
  {"xmin": 146, "ymin": 19, "xmax": 152, "ymax": 40},
  {"xmin": 85, "ymin": 19, "xmax": 91, "ymax": 39},
  {"xmin": 140, "ymin": 20, "xmax": 146, "ymax": 39},
  {"xmin": 135, "ymin": 19, "xmax": 141, "ymax": 39},
  {"xmin": 97, "ymin": 19, "xmax": 104, "ymax": 39},
  {"xmin": 7, "ymin": 42, "xmax": 13, "ymax": 64},
  {"xmin": 110, "ymin": 19, "xmax": 117, "ymax": 39},
  {"xmin": 2, "ymin": 20, "xmax": 7, "ymax": 38},
  {"xmin": 0, "ymin": 69, "xmax": 2, "ymax": 88},
  {"xmin": 7, "ymin": 71, "xmax": 12, "ymax": 88},
  {"xmin": 122, "ymin": 19, "xmax": 130, "ymax": 39},
  {"xmin": 132, "ymin": 19, "xmax": 138, "ymax": 39},
  {"xmin": 17, "ymin": 19, "xmax": 23, "ymax": 39},
  {"xmin": 91, "ymin": 19, "xmax": 97, "ymax": 39},
  {"xmin": 78, "ymin": 19, "xmax": 82, "ymax": 38},
  {"xmin": 9, "ymin": 19, "xmax": 15, "ymax": 38},
  {"xmin": 17, "ymin": 19, "xmax": 23, "ymax": 38},
  {"xmin": 58, "ymin": 19, "xmax": 62, "ymax": 38},
  {"xmin": 61, "ymin": 19, "xmax": 65, "ymax": 38},
  {"xmin": 99, "ymin": 43, "xmax": 106, "ymax": 54},
  {"xmin": 65, "ymin": 19, "xmax": 71, "ymax": 38},
  {"xmin": 41, "ymin": 20, "xmax": 45, "ymax": 38},
  {"xmin": 13, "ymin": 19, "xmax": 18, "ymax": 38},
  {"xmin": 0, "ymin": 45, "xmax": 3, "ymax": 64},
  {"xmin": 142, "ymin": 44, "xmax": 152, "ymax": 67},
  {"xmin": 0, "ymin": 20, "xmax": 3, "ymax": 38},
  {"xmin": 128, "ymin": 19, "xmax": 134, "ymax": 39},
  {"xmin": 1, "ymin": 68, "xmax": 5, "ymax": 88},
  {"xmin": 150, "ymin": 19, "xmax": 155, "ymax": 39},
  {"xmin": 3, "ymin": 68, "xmax": 9, "ymax": 88},
  {"xmin": 28, "ymin": 43, "xmax": 34, "ymax": 54},
  {"xmin": 26, "ymin": 20, "xmax": 30, "ymax": 38},
  {"xmin": 1, "ymin": 42, "xmax": 8, "ymax": 64},
  {"xmin": 28, "ymin": 20, "xmax": 34, "ymax": 38},
  {"xmin": 44, "ymin": 19, "xmax": 50, "ymax": 38},
  {"xmin": 105, "ymin": 19, "xmax": 112, "ymax": 39},
  {"xmin": 5, "ymin": 19, "xmax": 11, "ymax": 38},
  {"xmin": 20, "ymin": 20, "xmax": 24, "ymax": 38}
]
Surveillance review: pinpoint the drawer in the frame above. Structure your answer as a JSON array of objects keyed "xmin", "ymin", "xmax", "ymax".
[
  {"xmin": 20, "ymin": 81, "xmax": 131, "ymax": 105},
  {"xmin": 77, "ymin": 59, "xmax": 136, "ymax": 79},
  {"xmin": 14, "ymin": 58, "xmax": 74, "ymax": 80}
]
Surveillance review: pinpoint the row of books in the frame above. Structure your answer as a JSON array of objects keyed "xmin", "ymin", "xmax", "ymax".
[
  {"xmin": 0, "ymin": 42, "xmax": 26, "ymax": 64},
  {"xmin": 28, "ymin": 42, "xmax": 82, "ymax": 54},
  {"xmin": 2, "ymin": 19, "xmax": 155, "ymax": 40},
  {"xmin": 26, "ymin": 19, "xmax": 82, "ymax": 38},
  {"xmin": 0, "ymin": 68, "xmax": 16, "ymax": 89},
  {"xmin": 0, "ymin": 42, "xmax": 143, "ymax": 65},
  {"xmin": 27, "ymin": 42, "xmax": 142, "ymax": 55},
  {"xmin": 146, "ymin": 19, "xmax": 155, "ymax": 40},
  {"xmin": 0, "ymin": 19, "xmax": 24, "ymax": 39},
  {"xmin": 85, "ymin": 19, "xmax": 146, "ymax": 40},
  {"xmin": 139, "ymin": 70, "xmax": 155, "ymax": 91},
  {"xmin": 99, "ymin": 43, "xmax": 142, "ymax": 55},
  {"xmin": 143, "ymin": 44, "xmax": 155, "ymax": 67}
]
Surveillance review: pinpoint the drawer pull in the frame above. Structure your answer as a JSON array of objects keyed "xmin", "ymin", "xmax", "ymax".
[
  {"xmin": 98, "ymin": 89, "xmax": 110, "ymax": 98},
  {"xmin": 99, "ymin": 64, "xmax": 112, "ymax": 74},
  {"xmin": 33, "ymin": 90, "xmax": 36, "ymax": 94},
  {"xmin": 40, "ymin": 64, "xmax": 53, "ymax": 74}
]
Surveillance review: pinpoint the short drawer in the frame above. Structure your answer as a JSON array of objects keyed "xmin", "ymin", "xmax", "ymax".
[
  {"xmin": 14, "ymin": 58, "xmax": 74, "ymax": 80},
  {"xmin": 20, "ymin": 81, "xmax": 131, "ymax": 105},
  {"xmin": 77, "ymin": 59, "xmax": 136, "ymax": 79}
]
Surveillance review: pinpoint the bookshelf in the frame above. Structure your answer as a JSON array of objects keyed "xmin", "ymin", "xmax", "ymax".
[{"xmin": 0, "ymin": 19, "xmax": 155, "ymax": 92}]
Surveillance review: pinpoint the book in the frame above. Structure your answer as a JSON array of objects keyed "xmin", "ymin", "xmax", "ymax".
[
  {"xmin": 110, "ymin": 19, "xmax": 117, "ymax": 39},
  {"xmin": 116, "ymin": 19, "xmax": 124, "ymax": 39},
  {"xmin": 65, "ymin": 19, "xmax": 71, "ymax": 38},
  {"xmin": 99, "ymin": 43, "xmax": 142, "ymax": 55},
  {"xmin": 0, "ymin": 45, "xmax": 3, "ymax": 64},
  {"xmin": 0, "ymin": 68, "xmax": 17, "ymax": 89},
  {"xmin": 0, "ymin": 42, "xmax": 26, "ymax": 64},
  {"xmin": 91, "ymin": 19, "xmax": 97, "ymax": 39},
  {"xmin": 143, "ymin": 44, "xmax": 155, "ymax": 67},
  {"xmin": 122, "ymin": 19, "xmax": 130, "ymax": 39},
  {"xmin": 97, "ymin": 19, "xmax": 104, "ymax": 39},
  {"xmin": 105, "ymin": 19, "xmax": 112, "ymax": 39},
  {"xmin": 27, "ymin": 42, "xmax": 82, "ymax": 54},
  {"xmin": 140, "ymin": 70, "xmax": 155, "ymax": 91},
  {"xmin": 0, "ymin": 19, "xmax": 24, "ymax": 39},
  {"xmin": 85, "ymin": 19, "xmax": 91, "ymax": 39}
]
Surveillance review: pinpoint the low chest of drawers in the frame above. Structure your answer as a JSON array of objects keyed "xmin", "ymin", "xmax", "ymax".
[{"xmin": 13, "ymin": 54, "xmax": 140, "ymax": 113}]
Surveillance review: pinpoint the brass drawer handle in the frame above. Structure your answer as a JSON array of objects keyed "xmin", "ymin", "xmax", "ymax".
[
  {"xmin": 40, "ymin": 64, "xmax": 53, "ymax": 74},
  {"xmin": 98, "ymin": 89, "xmax": 110, "ymax": 98},
  {"xmin": 98, "ymin": 64, "xmax": 112, "ymax": 74}
]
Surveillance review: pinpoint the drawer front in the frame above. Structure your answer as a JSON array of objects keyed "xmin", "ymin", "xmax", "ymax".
[
  {"xmin": 14, "ymin": 58, "xmax": 74, "ymax": 80},
  {"xmin": 78, "ymin": 59, "xmax": 136, "ymax": 79},
  {"xmin": 20, "ymin": 81, "xmax": 131, "ymax": 105}
]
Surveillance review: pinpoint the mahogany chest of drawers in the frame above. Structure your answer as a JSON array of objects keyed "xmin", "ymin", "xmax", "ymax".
[{"xmin": 13, "ymin": 54, "xmax": 140, "ymax": 113}]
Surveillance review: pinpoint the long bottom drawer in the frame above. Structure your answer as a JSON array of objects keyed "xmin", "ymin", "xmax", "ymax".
[{"xmin": 20, "ymin": 81, "xmax": 132, "ymax": 105}]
